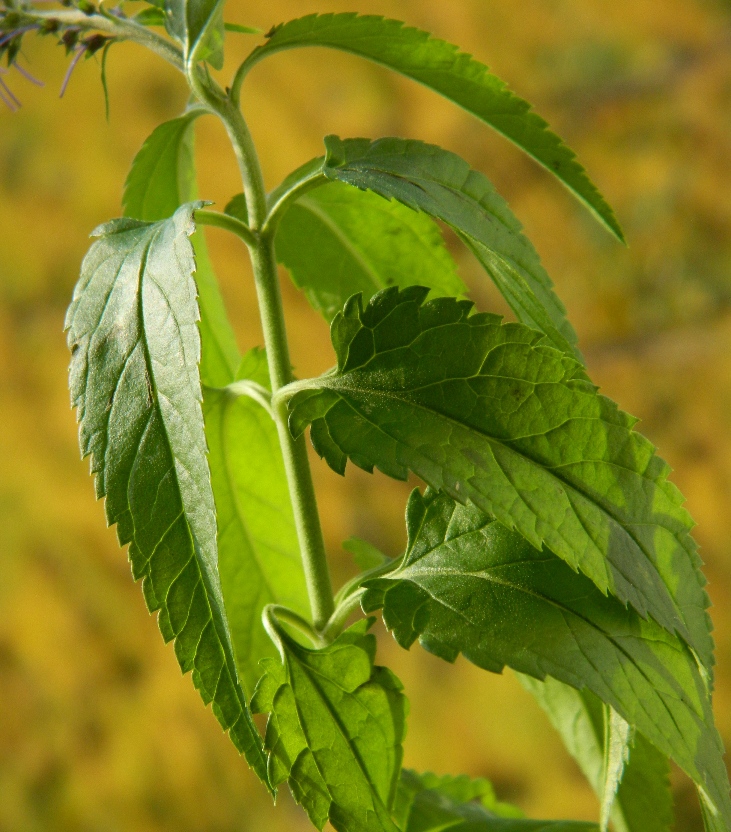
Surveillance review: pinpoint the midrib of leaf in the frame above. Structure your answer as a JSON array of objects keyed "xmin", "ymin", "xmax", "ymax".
[
  {"xmin": 296, "ymin": 196, "xmax": 384, "ymax": 289},
  {"xmin": 317, "ymin": 380, "xmax": 688, "ymax": 626}
]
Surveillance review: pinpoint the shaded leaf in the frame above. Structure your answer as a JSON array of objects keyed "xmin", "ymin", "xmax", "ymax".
[
  {"xmin": 251, "ymin": 619, "xmax": 407, "ymax": 832},
  {"xmin": 395, "ymin": 769, "xmax": 597, "ymax": 831},
  {"xmin": 243, "ymin": 13, "xmax": 622, "ymax": 239},
  {"xmin": 288, "ymin": 287, "xmax": 712, "ymax": 670},
  {"xmin": 203, "ymin": 349, "xmax": 309, "ymax": 693},
  {"xmin": 65, "ymin": 204, "xmax": 268, "ymax": 785},
  {"xmin": 362, "ymin": 488, "xmax": 730, "ymax": 828},
  {"xmin": 322, "ymin": 136, "xmax": 580, "ymax": 358},
  {"xmin": 123, "ymin": 111, "xmax": 240, "ymax": 386},
  {"xmin": 275, "ymin": 179, "xmax": 465, "ymax": 322},
  {"xmin": 165, "ymin": 0, "xmax": 225, "ymax": 67},
  {"xmin": 518, "ymin": 676, "xmax": 673, "ymax": 832}
]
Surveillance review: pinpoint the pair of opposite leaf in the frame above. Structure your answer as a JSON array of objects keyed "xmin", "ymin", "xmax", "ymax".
[{"xmin": 65, "ymin": 7, "xmax": 730, "ymax": 832}]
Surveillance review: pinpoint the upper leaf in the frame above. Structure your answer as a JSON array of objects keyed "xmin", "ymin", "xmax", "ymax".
[
  {"xmin": 243, "ymin": 13, "xmax": 623, "ymax": 240},
  {"xmin": 274, "ymin": 180, "xmax": 466, "ymax": 322},
  {"xmin": 251, "ymin": 618, "xmax": 408, "ymax": 832},
  {"xmin": 203, "ymin": 349, "xmax": 309, "ymax": 693},
  {"xmin": 164, "ymin": 0, "xmax": 225, "ymax": 67},
  {"xmin": 395, "ymin": 769, "xmax": 597, "ymax": 831},
  {"xmin": 123, "ymin": 112, "xmax": 240, "ymax": 387},
  {"xmin": 322, "ymin": 136, "xmax": 580, "ymax": 359},
  {"xmin": 65, "ymin": 204, "xmax": 268, "ymax": 786},
  {"xmin": 287, "ymin": 287, "xmax": 713, "ymax": 670},
  {"xmin": 518, "ymin": 676, "xmax": 673, "ymax": 832},
  {"xmin": 362, "ymin": 489, "xmax": 730, "ymax": 828}
]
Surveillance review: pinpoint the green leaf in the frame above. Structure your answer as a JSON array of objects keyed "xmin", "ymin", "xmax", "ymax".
[
  {"xmin": 274, "ymin": 179, "xmax": 466, "ymax": 322},
  {"xmin": 164, "ymin": 0, "xmax": 225, "ymax": 68},
  {"xmin": 203, "ymin": 348, "xmax": 309, "ymax": 693},
  {"xmin": 517, "ymin": 677, "xmax": 673, "ymax": 832},
  {"xmin": 321, "ymin": 136, "xmax": 580, "ymax": 359},
  {"xmin": 123, "ymin": 112, "xmax": 240, "ymax": 387},
  {"xmin": 362, "ymin": 488, "xmax": 730, "ymax": 828},
  {"xmin": 251, "ymin": 618, "xmax": 408, "ymax": 832},
  {"xmin": 134, "ymin": 6, "xmax": 166, "ymax": 26},
  {"xmin": 243, "ymin": 13, "xmax": 623, "ymax": 240},
  {"xmin": 394, "ymin": 769, "xmax": 597, "ymax": 831},
  {"xmin": 65, "ymin": 204, "xmax": 269, "ymax": 786},
  {"xmin": 287, "ymin": 287, "xmax": 713, "ymax": 671},
  {"xmin": 600, "ymin": 707, "xmax": 632, "ymax": 831},
  {"xmin": 343, "ymin": 537, "xmax": 390, "ymax": 571},
  {"xmin": 224, "ymin": 22, "xmax": 261, "ymax": 34}
]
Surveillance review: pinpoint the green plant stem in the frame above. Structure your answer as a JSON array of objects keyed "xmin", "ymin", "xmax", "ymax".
[
  {"xmin": 192, "ymin": 83, "xmax": 335, "ymax": 630},
  {"xmin": 195, "ymin": 208, "xmax": 257, "ymax": 248}
]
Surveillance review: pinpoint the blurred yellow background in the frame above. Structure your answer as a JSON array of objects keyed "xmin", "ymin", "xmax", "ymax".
[{"xmin": 2, "ymin": 0, "xmax": 731, "ymax": 829}]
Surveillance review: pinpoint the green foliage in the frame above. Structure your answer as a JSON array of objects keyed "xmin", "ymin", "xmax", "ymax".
[
  {"xmin": 360, "ymin": 488, "xmax": 730, "ymax": 824},
  {"xmin": 251, "ymin": 618, "xmax": 407, "ymax": 832},
  {"xmin": 241, "ymin": 13, "xmax": 623, "ymax": 240},
  {"xmin": 65, "ymin": 203, "xmax": 268, "ymax": 786},
  {"xmin": 287, "ymin": 287, "xmax": 712, "ymax": 669},
  {"xmin": 517, "ymin": 677, "xmax": 674, "ymax": 832},
  {"xmin": 203, "ymin": 349, "xmax": 309, "ymax": 692},
  {"xmin": 394, "ymin": 769, "xmax": 597, "ymax": 831},
  {"xmin": 24, "ymin": 1, "xmax": 725, "ymax": 828}
]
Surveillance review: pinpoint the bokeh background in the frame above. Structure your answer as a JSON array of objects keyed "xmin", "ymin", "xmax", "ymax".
[{"xmin": 2, "ymin": 0, "xmax": 731, "ymax": 829}]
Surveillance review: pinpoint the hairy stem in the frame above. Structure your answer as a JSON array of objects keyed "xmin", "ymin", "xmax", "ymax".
[{"xmin": 194, "ymin": 85, "xmax": 335, "ymax": 631}]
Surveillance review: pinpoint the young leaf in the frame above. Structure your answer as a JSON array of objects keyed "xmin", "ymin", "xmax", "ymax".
[
  {"xmin": 600, "ymin": 708, "xmax": 632, "ymax": 831},
  {"xmin": 321, "ymin": 136, "xmax": 580, "ymax": 359},
  {"xmin": 203, "ymin": 349, "xmax": 309, "ymax": 693},
  {"xmin": 517, "ymin": 677, "xmax": 673, "ymax": 832},
  {"xmin": 123, "ymin": 111, "xmax": 240, "ymax": 386},
  {"xmin": 165, "ymin": 0, "xmax": 225, "ymax": 67},
  {"xmin": 394, "ymin": 769, "xmax": 597, "ymax": 831},
  {"xmin": 274, "ymin": 180, "xmax": 465, "ymax": 322},
  {"xmin": 242, "ymin": 13, "xmax": 623, "ymax": 240},
  {"xmin": 251, "ymin": 618, "xmax": 408, "ymax": 832},
  {"xmin": 287, "ymin": 287, "xmax": 713, "ymax": 670},
  {"xmin": 65, "ymin": 204, "xmax": 268, "ymax": 785},
  {"xmin": 362, "ymin": 489, "xmax": 730, "ymax": 828}
]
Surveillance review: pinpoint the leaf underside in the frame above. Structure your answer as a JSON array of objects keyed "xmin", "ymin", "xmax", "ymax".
[
  {"xmin": 518, "ymin": 676, "xmax": 673, "ymax": 832},
  {"xmin": 275, "ymin": 179, "xmax": 466, "ymax": 322},
  {"xmin": 321, "ymin": 136, "xmax": 581, "ymax": 359},
  {"xmin": 288, "ymin": 286, "xmax": 713, "ymax": 672},
  {"xmin": 165, "ymin": 0, "xmax": 225, "ymax": 67},
  {"xmin": 244, "ymin": 13, "xmax": 623, "ymax": 240},
  {"xmin": 362, "ymin": 488, "xmax": 730, "ymax": 827},
  {"xmin": 251, "ymin": 619, "xmax": 407, "ymax": 832},
  {"xmin": 65, "ymin": 204, "xmax": 268, "ymax": 786},
  {"xmin": 395, "ymin": 769, "xmax": 598, "ymax": 831},
  {"xmin": 203, "ymin": 349, "xmax": 309, "ymax": 693}
]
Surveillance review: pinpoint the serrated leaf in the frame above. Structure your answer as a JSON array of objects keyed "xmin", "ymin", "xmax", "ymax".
[
  {"xmin": 321, "ymin": 136, "xmax": 580, "ymax": 359},
  {"xmin": 65, "ymin": 204, "xmax": 268, "ymax": 785},
  {"xmin": 601, "ymin": 707, "xmax": 632, "ymax": 831},
  {"xmin": 274, "ymin": 179, "xmax": 465, "ymax": 322},
  {"xmin": 395, "ymin": 769, "xmax": 597, "ymax": 832},
  {"xmin": 123, "ymin": 112, "xmax": 240, "ymax": 387},
  {"xmin": 362, "ymin": 488, "xmax": 730, "ymax": 829},
  {"xmin": 243, "ymin": 13, "xmax": 622, "ymax": 240},
  {"xmin": 287, "ymin": 287, "xmax": 713, "ymax": 671},
  {"xmin": 251, "ymin": 618, "xmax": 408, "ymax": 832},
  {"xmin": 517, "ymin": 676, "xmax": 673, "ymax": 832},
  {"xmin": 165, "ymin": 0, "xmax": 225, "ymax": 67},
  {"xmin": 203, "ymin": 348, "xmax": 308, "ymax": 693}
]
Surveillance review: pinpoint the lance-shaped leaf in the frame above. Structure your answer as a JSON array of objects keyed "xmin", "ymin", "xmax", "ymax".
[
  {"xmin": 361, "ymin": 489, "xmax": 730, "ymax": 829},
  {"xmin": 394, "ymin": 769, "xmax": 597, "ymax": 832},
  {"xmin": 65, "ymin": 204, "xmax": 268, "ymax": 786},
  {"xmin": 123, "ymin": 111, "xmax": 240, "ymax": 387},
  {"xmin": 286, "ymin": 287, "xmax": 713, "ymax": 671},
  {"xmin": 320, "ymin": 136, "xmax": 580, "ymax": 359},
  {"xmin": 203, "ymin": 349, "xmax": 309, "ymax": 693},
  {"xmin": 273, "ymin": 180, "xmax": 465, "ymax": 322},
  {"xmin": 164, "ymin": 0, "xmax": 225, "ymax": 67},
  {"xmin": 518, "ymin": 676, "xmax": 673, "ymax": 832},
  {"xmin": 241, "ymin": 13, "xmax": 622, "ymax": 240},
  {"xmin": 251, "ymin": 618, "xmax": 408, "ymax": 832}
]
